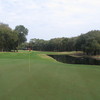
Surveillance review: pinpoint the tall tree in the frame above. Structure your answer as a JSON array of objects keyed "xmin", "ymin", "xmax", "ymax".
[
  {"xmin": 14, "ymin": 25, "xmax": 28, "ymax": 48},
  {"xmin": 75, "ymin": 30, "xmax": 100, "ymax": 55},
  {"xmin": 0, "ymin": 23, "xmax": 18, "ymax": 51}
]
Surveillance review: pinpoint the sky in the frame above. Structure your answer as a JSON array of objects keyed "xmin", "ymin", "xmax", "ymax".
[{"xmin": 0, "ymin": 0, "xmax": 100, "ymax": 41}]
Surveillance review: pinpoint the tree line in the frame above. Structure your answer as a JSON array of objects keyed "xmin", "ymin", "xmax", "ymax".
[
  {"xmin": 0, "ymin": 22, "xmax": 100, "ymax": 55},
  {"xmin": 0, "ymin": 23, "xmax": 28, "ymax": 52},
  {"xmin": 27, "ymin": 30, "xmax": 100, "ymax": 55}
]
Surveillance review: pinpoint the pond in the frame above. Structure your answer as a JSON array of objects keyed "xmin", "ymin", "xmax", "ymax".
[{"xmin": 48, "ymin": 55, "xmax": 100, "ymax": 65}]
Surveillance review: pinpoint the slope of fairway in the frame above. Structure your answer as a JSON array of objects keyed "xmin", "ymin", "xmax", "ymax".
[{"xmin": 0, "ymin": 51, "xmax": 100, "ymax": 100}]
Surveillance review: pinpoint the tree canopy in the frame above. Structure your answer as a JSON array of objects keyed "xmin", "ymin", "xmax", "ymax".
[
  {"xmin": 0, "ymin": 22, "xmax": 100, "ymax": 55},
  {"xmin": 14, "ymin": 25, "xmax": 28, "ymax": 46},
  {"xmin": 28, "ymin": 30, "xmax": 100, "ymax": 55},
  {"xmin": 0, "ymin": 23, "xmax": 28, "ymax": 52}
]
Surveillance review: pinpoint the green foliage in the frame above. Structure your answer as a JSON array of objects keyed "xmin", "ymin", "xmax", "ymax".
[
  {"xmin": 0, "ymin": 22, "xmax": 100, "ymax": 55},
  {"xmin": 75, "ymin": 30, "xmax": 100, "ymax": 55},
  {"xmin": 0, "ymin": 23, "xmax": 28, "ymax": 52},
  {"xmin": 29, "ymin": 30, "xmax": 100, "ymax": 55},
  {"xmin": 18, "ymin": 42, "xmax": 28, "ymax": 50},
  {"xmin": 14, "ymin": 25, "xmax": 28, "ymax": 45},
  {"xmin": 0, "ymin": 23, "xmax": 18, "ymax": 51}
]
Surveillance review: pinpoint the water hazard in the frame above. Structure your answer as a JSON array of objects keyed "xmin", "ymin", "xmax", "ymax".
[{"xmin": 48, "ymin": 55, "xmax": 100, "ymax": 65}]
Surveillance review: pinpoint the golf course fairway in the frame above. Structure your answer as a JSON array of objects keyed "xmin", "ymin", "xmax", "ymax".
[{"xmin": 0, "ymin": 51, "xmax": 100, "ymax": 100}]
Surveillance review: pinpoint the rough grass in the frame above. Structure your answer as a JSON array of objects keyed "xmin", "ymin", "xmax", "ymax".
[{"xmin": 0, "ymin": 51, "xmax": 100, "ymax": 100}]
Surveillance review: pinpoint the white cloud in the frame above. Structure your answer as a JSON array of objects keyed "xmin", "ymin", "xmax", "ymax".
[{"xmin": 0, "ymin": 0, "xmax": 100, "ymax": 40}]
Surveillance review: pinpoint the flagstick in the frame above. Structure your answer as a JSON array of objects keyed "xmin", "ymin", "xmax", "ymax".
[{"xmin": 29, "ymin": 51, "xmax": 31, "ymax": 72}]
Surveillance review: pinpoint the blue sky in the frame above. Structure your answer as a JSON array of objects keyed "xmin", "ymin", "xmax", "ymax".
[{"xmin": 0, "ymin": 0, "xmax": 100, "ymax": 41}]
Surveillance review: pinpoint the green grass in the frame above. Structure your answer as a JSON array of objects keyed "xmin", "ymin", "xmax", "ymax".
[{"xmin": 0, "ymin": 51, "xmax": 100, "ymax": 100}]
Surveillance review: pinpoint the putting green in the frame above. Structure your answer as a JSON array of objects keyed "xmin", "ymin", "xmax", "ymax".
[{"xmin": 0, "ymin": 51, "xmax": 100, "ymax": 100}]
